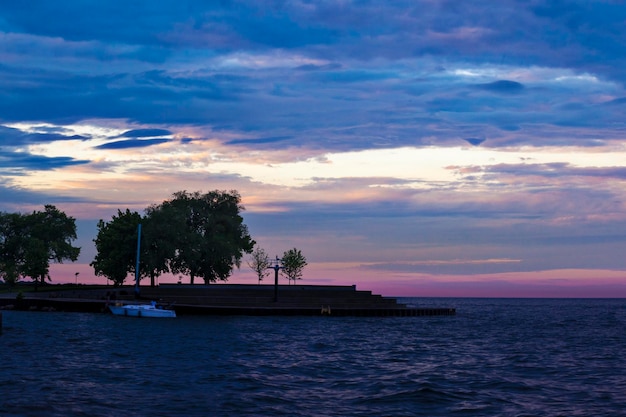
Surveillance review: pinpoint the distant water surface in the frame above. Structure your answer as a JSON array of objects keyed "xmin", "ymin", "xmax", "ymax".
[{"xmin": 1, "ymin": 298, "xmax": 625, "ymax": 416}]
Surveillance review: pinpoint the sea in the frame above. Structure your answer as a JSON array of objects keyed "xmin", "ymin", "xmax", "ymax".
[{"xmin": 1, "ymin": 298, "xmax": 625, "ymax": 417}]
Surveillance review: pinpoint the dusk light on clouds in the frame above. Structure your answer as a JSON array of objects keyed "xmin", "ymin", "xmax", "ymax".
[{"xmin": 1, "ymin": 1, "xmax": 626, "ymax": 296}]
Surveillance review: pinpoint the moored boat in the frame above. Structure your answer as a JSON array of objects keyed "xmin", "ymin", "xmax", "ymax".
[{"xmin": 108, "ymin": 224, "xmax": 176, "ymax": 318}]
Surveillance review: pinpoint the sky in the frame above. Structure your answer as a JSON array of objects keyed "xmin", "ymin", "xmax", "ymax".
[{"xmin": 1, "ymin": 0, "xmax": 626, "ymax": 297}]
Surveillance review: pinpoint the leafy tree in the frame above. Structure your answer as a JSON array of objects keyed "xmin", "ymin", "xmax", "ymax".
[
  {"xmin": 247, "ymin": 245, "xmax": 271, "ymax": 284},
  {"xmin": 22, "ymin": 205, "xmax": 80, "ymax": 286},
  {"xmin": 141, "ymin": 205, "xmax": 177, "ymax": 287},
  {"xmin": 0, "ymin": 212, "xmax": 27, "ymax": 286},
  {"xmin": 91, "ymin": 209, "xmax": 142, "ymax": 286},
  {"xmin": 157, "ymin": 190, "xmax": 255, "ymax": 284},
  {"xmin": 1, "ymin": 206, "xmax": 80, "ymax": 287},
  {"xmin": 281, "ymin": 248, "xmax": 307, "ymax": 285},
  {"xmin": 155, "ymin": 191, "xmax": 204, "ymax": 284},
  {"xmin": 90, "ymin": 190, "xmax": 256, "ymax": 287}
]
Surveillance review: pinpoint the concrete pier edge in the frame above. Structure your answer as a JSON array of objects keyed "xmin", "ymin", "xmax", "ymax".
[{"xmin": 0, "ymin": 284, "xmax": 456, "ymax": 317}]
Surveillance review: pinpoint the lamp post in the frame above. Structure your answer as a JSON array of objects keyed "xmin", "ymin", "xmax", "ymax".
[
  {"xmin": 268, "ymin": 256, "xmax": 284, "ymax": 302},
  {"xmin": 74, "ymin": 272, "xmax": 79, "ymax": 285}
]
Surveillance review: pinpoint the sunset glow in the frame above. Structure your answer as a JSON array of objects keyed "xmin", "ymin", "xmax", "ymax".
[{"xmin": 2, "ymin": 1, "xmax": 626, "ymax": 296}]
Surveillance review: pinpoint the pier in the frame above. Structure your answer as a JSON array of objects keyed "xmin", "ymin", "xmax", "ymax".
[{"xmin": 0, "ymin": 284, "xmax": 455, "ymax": 317}]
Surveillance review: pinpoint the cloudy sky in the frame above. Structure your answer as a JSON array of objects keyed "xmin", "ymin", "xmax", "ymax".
[{"xmin": 2, "ymin": 0, "xmax": 626, "ymax": 296}]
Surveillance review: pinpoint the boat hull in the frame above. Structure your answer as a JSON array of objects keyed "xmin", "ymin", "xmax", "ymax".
[{"xmin": 109, "ymin": 304, "xmax": 176, "ymax": 318}]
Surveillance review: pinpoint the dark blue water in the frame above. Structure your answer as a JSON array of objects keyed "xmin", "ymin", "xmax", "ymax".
[{"xmin": 1, "ymin": 298, "xmax": 625, "ymax": 416}]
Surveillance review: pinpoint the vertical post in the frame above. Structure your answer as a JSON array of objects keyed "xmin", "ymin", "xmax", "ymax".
[
  {"xmin": 134, "ymin": 223, "xmax": 142, "ymax": 299},
  {"xmin": 273, "ymin": 264, "xmax": 279, "ymax": 302},
  {"xmin": 269, "ymin": 256, "xmax": 283, "ymax": 302}
]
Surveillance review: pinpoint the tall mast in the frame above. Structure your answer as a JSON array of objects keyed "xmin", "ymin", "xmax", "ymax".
[{"xmin": 134, "ymin": 223, "xmax": 142, "ymax": 298}]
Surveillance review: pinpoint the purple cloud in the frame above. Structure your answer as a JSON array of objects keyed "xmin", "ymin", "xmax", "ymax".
[{"xmin": 1, "ymin": 1, "xmax": 626, "ymax": 292}]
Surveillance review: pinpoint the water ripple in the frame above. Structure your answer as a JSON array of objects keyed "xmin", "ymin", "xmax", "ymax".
[{"xmin": 1, "ymin": 299, "xmax": 625, "ymax": 416}]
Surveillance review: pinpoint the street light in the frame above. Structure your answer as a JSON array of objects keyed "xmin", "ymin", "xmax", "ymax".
[{"xmin": 267, "ymin": 256, "xmax": 284, "ymax": 302}]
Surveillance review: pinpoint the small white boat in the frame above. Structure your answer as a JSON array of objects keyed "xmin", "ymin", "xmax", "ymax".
[
  {"xmin": 108, "ymin": 225, "xmax": 176, "ymax": 318},
  {"xmin": 109, "ymin": 301, "xmax": 176, "ymax": 318}
]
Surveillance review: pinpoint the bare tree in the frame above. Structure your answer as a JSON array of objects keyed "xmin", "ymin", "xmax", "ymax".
[{"xmin": 247, "ymin": 246, "xmax": 271, "ymax": 284}]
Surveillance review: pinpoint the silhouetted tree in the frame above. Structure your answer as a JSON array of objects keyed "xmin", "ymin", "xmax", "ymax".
[
  {"xmin": 90, "ymin": 190, "xmax": 255, "ymax": 286},
  {"xmin": 0, "ymin": 212, "xmax": 27, "ymax": 286},
  {"xmin": 91, "ymin": 209, "xmax": 142, "ymax": 286},
  {"xmin": 281, "ymin": 248, "xmax": 307, "ymax": 285},
  {"xmin": 23, "ymin": 205, "xmax": 80, "ymax": 287},
  {"xmin": 247, "ymin": 245, "xmax": 271, "ymax": 284},
  {"xmin": 0, "ymin": 206, "xmax": 80, "ymax": 287},
  {"xmin": 151, "ymin": 190, "xmax": 255, "ymax": 284},
  {"xmin": 142, "ymin": 205, "xmax": 177, "ymax": 287}
]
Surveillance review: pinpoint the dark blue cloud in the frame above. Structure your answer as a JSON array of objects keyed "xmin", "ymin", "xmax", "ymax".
[
  {"xmin": 312, "ymin": 69, "xmax": 397, "ymax": 84},
  {"xmin": 529, "ymin": 2, "xmax": 626, "ymax": 82},
  {"xmin": 0, "ymin": 1, "xmax": 189, "ymax": 46},
  {"xmin": 0, "ymin": 125, "xmax": 89, "ymax": 146},
  {"xmin": 465, "ymin": 137, "xmax": 485, "ymax": 146},
  {"xmin": 476, "ymin": 80, "xmax": 524, "ymax": 94},
  {"xmin": 1, "ymin": 0, "xmax": 626, "ymax": 153},
  {"xmin": 118, "ymin": 128, "xmax": 172, "ymax": 138},
  {"xmin": 226, "ymin": 11, "xmax": 339, "ymax": 49},
  {"xmin": 0, "ymin": 1, "xmax": 339, "ymax": 50},
  {"xmin": 0, "ymin": 150, "xmax": 89, "ymax": 171},
  {"xmin": 0, "ymin": 65, "xmax": 257, "ymax": 125},
  {"xmin": 94, "ymin": 138, "xmax": 171, "ymax": 150},
  {"xmin": 0, "ymin": 72, "xmax": 140, "ymax": 123},
  {"xmin": 295, "ymin": 63, "xmax": 342, "ymax": 71},
  {"xmin": 1, "ymin": 1, "xmax": 625, "ymax": 80},
  {"xmin": 226, "ymin": 136, "xmax": 293, "ymax": 146}
]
